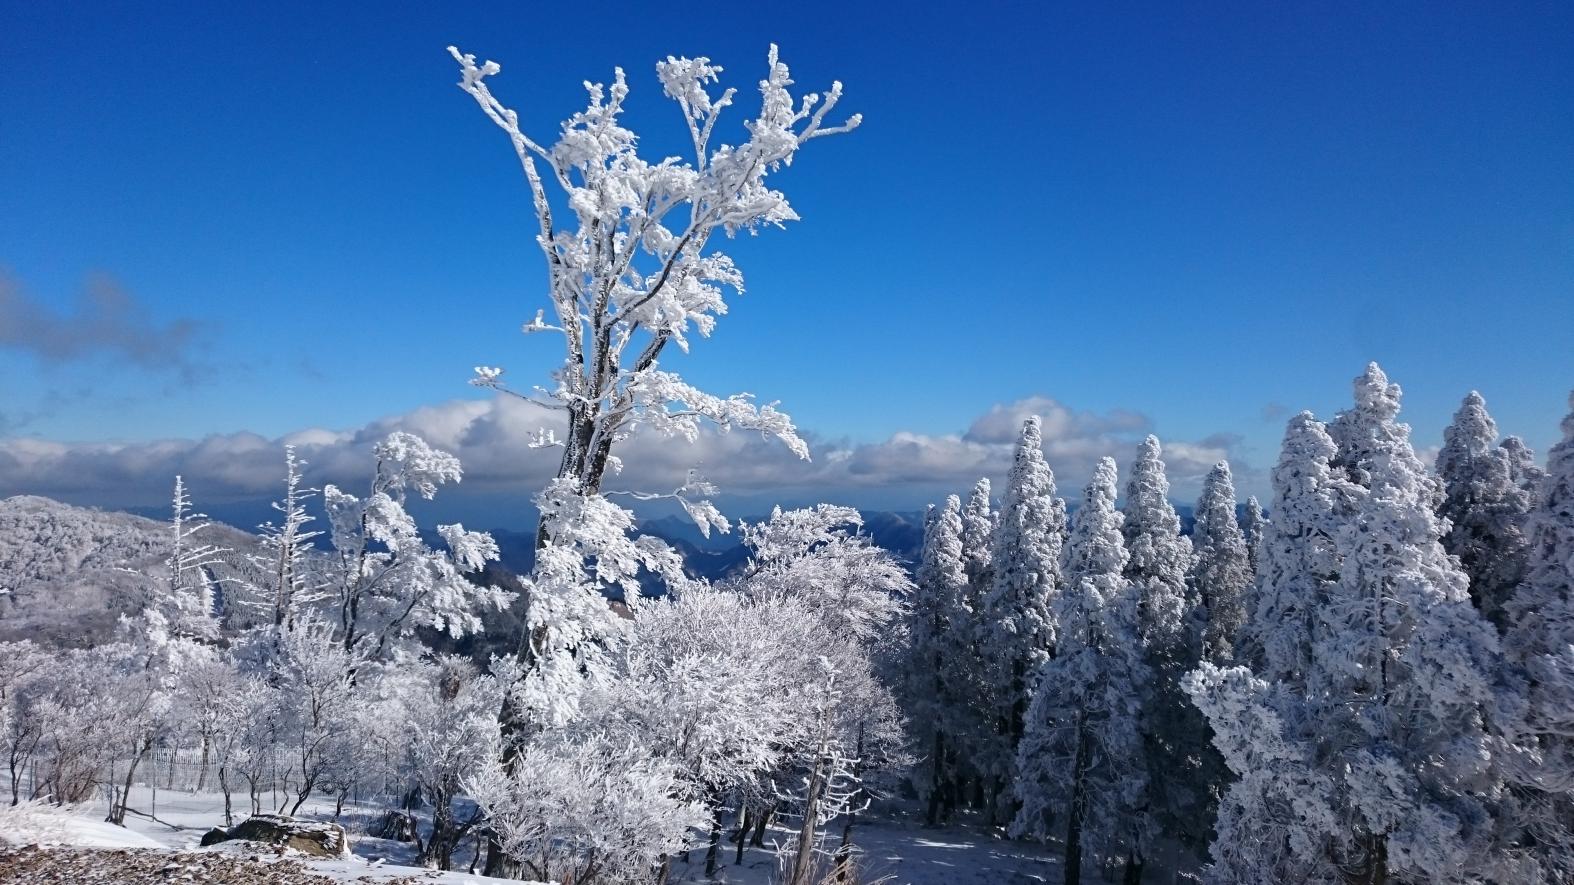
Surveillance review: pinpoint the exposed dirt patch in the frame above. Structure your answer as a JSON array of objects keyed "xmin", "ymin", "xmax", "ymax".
[{"xmin": 0, "ymin": 844, "xmax": 427, "ymax": 884}]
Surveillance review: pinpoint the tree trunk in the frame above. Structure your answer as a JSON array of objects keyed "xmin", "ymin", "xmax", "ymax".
[
  {"xmin": 704, "ymin": 815, "xmax": 723, "ymax": 876},
  {"xmin": 751, "ymin": 803, "xmax": 775, "ymax": 848},
  {"xmin": 735, "ymin": 807, "xmax": 750, "ymax": 866},
  {"xmin": 219, "ymin": 765, "xmax": 233, "ymax": 827},
  {"xmin": 1064, "ymin": 715, "xmax": 1090, "ymax": 885},
  {"xmin": 1122, "ymin": 850, "xmax": 1144, "ymax": 885},
  {"xmin": 108, "ymin": 736, "xmax": 150, "ymax": 826},
  {"xmin": 925, "ymin": 729, "xmax": 946, "ymax": 826},
  {"xmin": 789, "ymin": 749, "xmax": 832, "ymax": 885},
  {"xmin": 196, "ymin": 734, "xmax": 210, "ymax": 793}
]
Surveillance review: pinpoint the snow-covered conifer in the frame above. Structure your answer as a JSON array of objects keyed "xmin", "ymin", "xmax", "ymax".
[
  {"xmin": 1498, "ymin": 391, "xmax": 1574, "ymax": 880},
  {"xmin": 1012, "ymin": 458, "xmax": 1149, "ymax": 885},
  {"xmin": 1122, "ymin": 436, "xmax": 1210, "ymax": 868},
  {"xmin": 905, "ymin": 495, "xmax": 970, "ymax": 825},
  {"xmin": 1195, "ymin": 366, "xmax": 1507, "ymax": 884},
  {"xmin": 1191, "ymin": 461, "xmax": 1251, "ymax": 664},
  {"xmin": 1239, "ymin": 413, "xmax": 1356, "ymax": 682},
  {"xmin": 1437, "ymin": 391, "xmax": 1534, "ymax": 623},
  {"xmin": 1501, "ymin": 434, "xmax": 1548, "ymax": 496},
  {"xmin": 975, "ymin": 417, "xmax": 1065, "ymax": 817},
  {"xmin": 1240, "ymin": 495, "xmax": 1267, "ymax": 576},
  {"xmin": 1122, "ymin": 435, "xmax": 1197, "ymax": 653},
  {"xmin": 960, "ymin": 477, "xmax": 996, "ymax": 603}
]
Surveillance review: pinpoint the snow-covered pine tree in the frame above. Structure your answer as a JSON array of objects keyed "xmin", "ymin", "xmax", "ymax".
[
  {"xmin": 1121, "ymin": 435, "xmax": 1206, "ymax": 872},
  {"xmin": 1194, "ymin": 365, "xmax": 1509, "ymax": 884},
  {"xmin": 1498, "ymin": 391, "xmax": 1574, "ymax": 880},
  {"xmin": 1012, "ymin": 458, "xmax": 1149, "ymax": 885},
  {"xmin": 961, "ymin": 478, "xmax": 995, "ymax": 604},
  {"xmin": 1240, "ymin": 495, "xmax": 1267, "ymax": 577},
  {"xmin": 975, "ymin": 417, "xmax": 1065, "ymax": 821},
  {"xmin": 1500, "ymin": 434, "xmax": 1548, "ymax": 496},
  {"xmin": 1191, "ymin": 461, "xmax": 1251, "ymax": 664},
  {"xmin": 1308, "ymin": 366, "xmax": 1503, "ymax": 883},
  {"xmin": 1436, "ymin": 391, "xmax": 1534, "ymax": 624},
  {"xmin": 905, "ymin": 495, "xmax": 970, "ymax": 825},
  {"xmin": 1238, "ymin": 413, "xmax": 1356, "ymax": 683}
]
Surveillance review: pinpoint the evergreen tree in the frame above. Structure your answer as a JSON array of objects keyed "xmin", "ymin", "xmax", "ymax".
[
  {"xmin": 1240, "ymin": 495, "xmax": 1267, "ymax": 577},
  {"xmin": 1437, "ymin": 391, "xmax": 1534, "ymax": 624},
  {"xmin": 976, "ymin": 417, "xmax": 1066, "ymax": 822},
  {"xmin": 1193, "ymin": 365, "xmax": 1508, "ymax": 884},
  {"xmin": 1498, "ymin": 391, "xmax": 1574, "ymax": 880},
  {"xmin": 1191, "ymin": 461, "xmax": 1251, "ymax": 664},
  {"xmin": 960, "ymin": 477, "xmax": 996, "ymax": 605},
  {"xmin": 1500, "ymin": 435, "xmax": 1547, "ymax": 495},
  {"xmin": 1121, "ymin": 435, "xmax": 1206, "ymax": 875},
  {"xmin": 1240, "ymin": 413, "xmax": 1357, "ymax": 683},
  {"xmin": 905, "ymin": 495, "xmax": 971, "ymax": 825},
  {"xmin": 1012, "ymin": 458, "xmax": 1149, "ymax": 885}
]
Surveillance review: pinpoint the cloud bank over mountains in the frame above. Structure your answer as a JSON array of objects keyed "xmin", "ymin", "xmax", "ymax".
[{"xmin": 0, "ymin": 393, "xmax": 1254, "ymax": 519}]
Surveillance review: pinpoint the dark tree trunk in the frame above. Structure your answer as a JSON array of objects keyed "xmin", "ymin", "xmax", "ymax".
[
  {"xmin": 925, "ymin": 729, "xmax": 946, "ymax": 826},
  {"xmin": 1122, "ymin": 850, "xmax": 1144, "ymax": 885},
  {"xmin": 1064, "ymin": 713, "xmax": 1090, "ymax": 885},
  {"xmin": 751, "ymin": 803, "xmax": 775, "ymax": 847}
]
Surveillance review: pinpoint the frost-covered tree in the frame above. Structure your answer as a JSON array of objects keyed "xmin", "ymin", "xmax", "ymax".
[
  {"xmin": 975, "ymin": 417, "xmax": 1065, "ymax": 819},
  {"xmin": 1327, "ymin": 362, "xmax": 1407, "ymax": 492},
  {"xmin": 904, "ymin": 495, "xmax": 972, "ymax": 825},
  {"xmin": 1191, "ymin": 461, "xmax": 1251, "ymax": 664},
  {"xmin": 1122, "ymin": 435, "xmax": 1197, "ymax": 655},
  {"xmin": 321, "ymin": 432, "xmax": 512, "ymax": 661},
  {"xmin": 1498, "ymin": 391, "xmax": 1574, "ymax": 880},
  {"xmin": 727, "ymin": 505, "xmax": 909, "ymax": 874},
  {"xmin": 1192, "ymin": 365, "xmax": 1508, "ymax": 884},
  {"xmin": 1121, "ymin": 435, "xmax": 1207, "ymax": 871},
  {"xmin": 1239, "ymin": 413, "xmax": 1356, "ymax": 683},
  {"xmin": 1501, "ymin": 434, "xmax": 1547, "ymax": 496},
  {"xmin": 449, "ymin": 49, "xmax": 861, "ymax": 871},
  {"xmin": 160, "ymin": 476, "xmax": 227, "ymax": 641},
  {"xmin": 961, "ymin": 478, "xmax": 996, "ymax": 603},
  {"xmin": 450, "ymin": 42, "xmax": 857, "ymax": 513},
  {"xmin": 468, "ymin": 734, "xmax": 707, "ymax": 885},
  {"xmin": 1240, "ymin": 495, "xmax": 1267, "ymax": 577},
  {"xmin": 1436, "ymin": 391, "xmax": 1534, "ymax": 624},
  {"xmin": 247, "ymin": 445, "xmax": 323, "ymax": 631},
  {"xmin": 395, "ymin": 657, "xmax": 504, "ymax": 870},
  {"xmin": 1012, "ymin": 458, "xmax": 1149, "ymax": 885}
]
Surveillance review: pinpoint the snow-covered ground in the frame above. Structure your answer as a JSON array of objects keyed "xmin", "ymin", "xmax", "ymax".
[{"xmin": 1, "ymin": 787, "xmax": 1065, "ymax": 885}]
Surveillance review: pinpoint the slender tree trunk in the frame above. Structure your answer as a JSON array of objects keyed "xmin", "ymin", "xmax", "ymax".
[
  {"xmin": 1122, "ymin": 850, "xmax": 1144, "ymax": 885},
  {"xmin": 219, "ymin": 765, "xmax": 233, "ymax": 827},
  {"xmin": 751, "ymin": 803, "xmax": 774, "ymax": 848},
  {"xmin": 789, "ymin": 758, "xmax": 827, "ymax": 885},
  {"xmin": 108, "ymin": 736, "xmax": 151, "ymax": 826},
  {"xmin": 704, "ymin": 815, "xmax": 723, "ymax": 876},
  {"xmin": 196, "ymin": 734, "xmax": 210, "ymax": 793},
  {"xmin": 926, "ymin": 729, "xmax": 946, "ymax": 826},
  {"xmin": 1064, "ymin": 715, "xmax": 1090, "ymax": 885},
  {"xmin": 735, "ymin": 807, "xmax": 750, "ymax": 866}
]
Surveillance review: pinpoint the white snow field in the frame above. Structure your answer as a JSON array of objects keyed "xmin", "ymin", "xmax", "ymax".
[{"xmin": 0, "ymin": 786, "xmax": 1066, "ymax": 885}]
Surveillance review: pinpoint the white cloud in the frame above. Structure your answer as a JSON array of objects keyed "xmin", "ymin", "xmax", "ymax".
[{"xmin": 0, "ymin": 395, "xmax": 1259, "ymax": 513}]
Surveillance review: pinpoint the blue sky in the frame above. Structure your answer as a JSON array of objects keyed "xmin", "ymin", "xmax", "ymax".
[{"xmin": 2, "ymin": 1, "xmax": 1571, "ymax": 516}]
